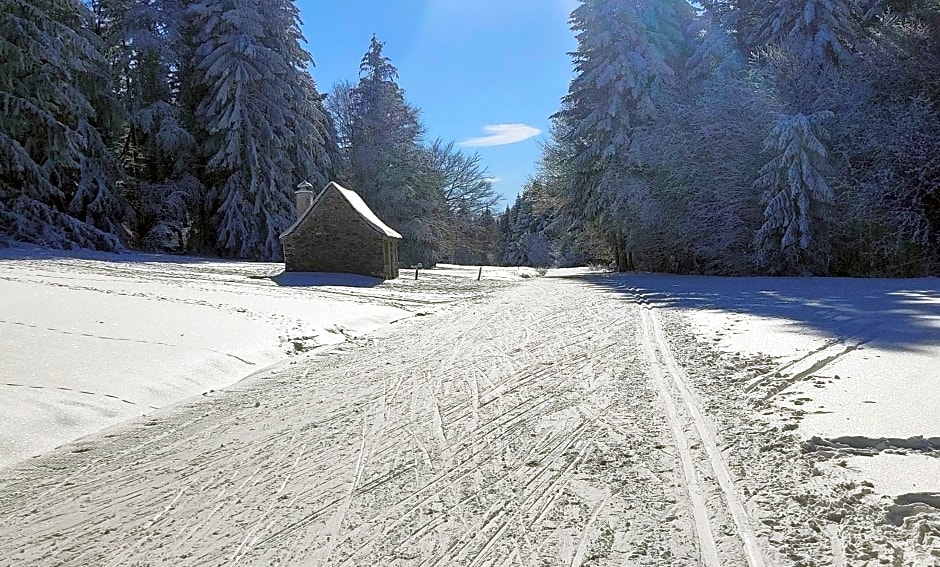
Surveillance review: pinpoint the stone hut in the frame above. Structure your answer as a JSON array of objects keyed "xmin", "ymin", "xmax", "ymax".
[{"xmin": 280, "ymin": 181, "xmax": 401, "ymax": 279}]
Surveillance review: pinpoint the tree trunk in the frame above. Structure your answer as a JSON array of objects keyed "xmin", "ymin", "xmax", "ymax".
[{"xmin": 614, "ymin": 232, "xmax": 628, "ymax": 272}]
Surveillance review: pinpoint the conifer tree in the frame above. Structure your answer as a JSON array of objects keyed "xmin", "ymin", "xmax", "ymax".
[
  {"xmin": 559, "ymin": 0, "xmax": 655, "ymax": 168},
  {"xmin": 750, "ymin": 0, "xmax": 859, "ymax": 65},
  {"xmin": 687, "ymin": 3, "xmax": 745, "ymax": 80},
  {"xmin": 536, "ymin": 0, "xmax": 940, "ymax": 275},
  {"xmin": 186, "ymin": 0, "xmax": 333, "ymax": 260},
  {"xmin": 1, "ymin": 0, "xmax": 124, "ymax": 249},
  {"xmin": 346, "ymin": 36, "xmax": 444, "ymax": 265},
  {"xmin": 348, "ymin": 36, "xmax": 422, "ymax": 194},
  {"xmin": 556, "ymin": 0, "xmax": 693, "ymax": 269},
  {"xmin": 754, "ymin": 111, "xmax": 835, "ymax": 273},
  {"xmin": 94, "ymin": 0, "xmax": 204, "ymax": 251}
]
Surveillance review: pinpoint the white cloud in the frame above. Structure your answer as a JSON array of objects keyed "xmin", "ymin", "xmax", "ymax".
[
  {"xmin": 484, "ymin": 176, "xmax": 502, "ymax": 184},
  {"xmin": 460, "ymin": 124, "xmax": 542, "ymax": 147}
]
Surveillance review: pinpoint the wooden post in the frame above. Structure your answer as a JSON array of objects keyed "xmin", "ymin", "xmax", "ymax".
[
  {"xmin": 415, "ymin": 268, "xmax": 419, "ymax": 280},
  {"xmin": 477, "ymin": 266, "xmax": 482, "ymax": 281}
]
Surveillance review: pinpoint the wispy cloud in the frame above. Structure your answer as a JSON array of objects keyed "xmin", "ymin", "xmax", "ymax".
[
  {"xmin": 460, "ymin": 124, "xmax": 542, "ymax": 148},
  {"xmin": 484, "ymin": 176, "xmax": 502, "ymax": 184}
]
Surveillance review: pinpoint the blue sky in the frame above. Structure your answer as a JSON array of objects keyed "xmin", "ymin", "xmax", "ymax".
[{"xmin": 296, "ymin": 0, "xmax": 579, "ymax": 206}]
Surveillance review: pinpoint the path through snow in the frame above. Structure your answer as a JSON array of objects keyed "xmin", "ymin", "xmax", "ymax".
[{"xmin": 0, "ymin": 260, "xmax": 937, "ymax": 565}]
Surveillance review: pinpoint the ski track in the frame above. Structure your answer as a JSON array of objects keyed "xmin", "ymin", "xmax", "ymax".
[
  {"xmin": 0, "ymin": 276, "xmax": 772, "ymax": 566},
  {"xmin": 625, "ymin": 286, "xmax": 768, "ymax": 566}
]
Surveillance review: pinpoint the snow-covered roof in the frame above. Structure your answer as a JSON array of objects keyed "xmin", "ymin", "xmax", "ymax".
[
  {"xmin": 332, "ymin": 184, "xmax": 402, "ymax": 239},
  {"xmin": 280, "ymin": 181, "xmax": 402, "ymax": 240}
]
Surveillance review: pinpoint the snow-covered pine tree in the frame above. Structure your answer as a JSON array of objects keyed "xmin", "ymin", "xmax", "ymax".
[
  {"xmin": 694, "ymin": 0, "xmax": 760, "ymax": 54},
  {"xmin": 686, "ymin": 3, "xmax": 745, "ymax": 80},
  {"xmin": 186, "ymin": 0, "xmax": 333, "ymax": 260},
  {"xmin": 559, "ymin": 0, "xmax": 655, "ymax": 169},
  {"xmin": 502, "ymin": 189, "xmax": 539, "ymax": 267},
  {"xmin": 96, "ymin": 0, "xmax": 190, "ymax": 174},
  {"xmin": 501, "ymin": 180, "xmax": 577, "ymax": 268},
  {"xmin": 643, "ymin": 0, "xmax": 696, "ymax": 75},
  {"xmin": 754, "ymin": 111, "xmax": 835, "ymax": 273},
  {"xmin": 476, "ymin": 207, "xmax": 502, "ymax": 266},
  {"xmin": 346, "ymin": 36, "xmax": 444, "ymax": 265},
  {"xmin": 93, "ymin": 0, "xmax": 205, "ymax": 251},
  {"xmin": 534, "ymin": 116, "xmax": 603, "ymax": 267},
  {"xmin": 556, "ymin": 0, "xmax": 693, "ymax": 270},
  {"xmin": 293, "ymin": 72, "xmax": 338, "ymax": 190},
  {"xmin": 348, "ymin": 36, "xmax": 421, "ymax": 193},
  {"xmin": 1, "ymin": 0, "xmax": 124, "ymax": 250},
  {"xmin": 561, "ymin": 0, "xmax": 693, "ymax": 159},
  {"xmin": 496, "ymin": 205, "xmax": 512, "ymax": 263},
  {"xmin": 750, "ymin": 0, "xmax": 859, "ymax": 65}
]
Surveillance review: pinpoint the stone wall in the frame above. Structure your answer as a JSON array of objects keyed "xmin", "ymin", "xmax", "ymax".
[{"xmin": 282, "ymin": 188, "xmax": 396, "ymax": 279}]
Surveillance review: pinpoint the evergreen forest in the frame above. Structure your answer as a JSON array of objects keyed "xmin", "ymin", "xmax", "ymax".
[{"xmin": 2, "ymin": 0, "xmax": 938, "ymax": 275}]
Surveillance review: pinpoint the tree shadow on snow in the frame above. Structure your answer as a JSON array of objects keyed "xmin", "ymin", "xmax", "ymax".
[
  {"xmin": 578, "ymin": 272, "xmax": 940, "ymax": 352},
  {"xmin": 270, "ymin": 272, "xmax": 383, "ymax": 288}
]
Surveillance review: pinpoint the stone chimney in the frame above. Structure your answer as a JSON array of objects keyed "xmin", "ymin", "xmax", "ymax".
[{"xmin": 295, "ymin": 181, "xmax": 315, "ymax": 219}]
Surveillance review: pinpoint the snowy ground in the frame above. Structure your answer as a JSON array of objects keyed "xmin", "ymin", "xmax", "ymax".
[
  {"xmin": 0, "ymin": 247, "xmax": 525, "ymax": 468},
  {"xmin": 590, "ymin": 274, "xmax": 939, "ymax": 565},
  {"xmin": 612, "ymin": 274, "xmax": 939, "ymax": 494},
  {"xmin": 0, "ymin": 250, "xmax": 937, "ymax": 566}
]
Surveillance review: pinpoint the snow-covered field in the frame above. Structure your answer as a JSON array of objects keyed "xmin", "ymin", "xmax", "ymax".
[
  {"xmin": 594, "ymin": 273, "xmax": 940, "ymax": 565},
  {"xmin": 0, "ymin": 246, "xmax": 526, "ymax": 468},
  {"xmin": 615, "ymin": 274, "xmax": 940, "ymax": 496},
  {"xmin": 0, "ymin": 249, "xmax": 937, "ymax": 566}
]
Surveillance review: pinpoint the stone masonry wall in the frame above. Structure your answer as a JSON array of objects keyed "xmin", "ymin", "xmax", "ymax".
[{"xmin": 282, "ymin": 188, "xmax": 393, "ymax": 278}]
